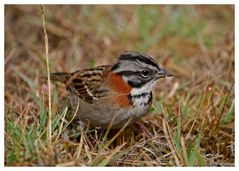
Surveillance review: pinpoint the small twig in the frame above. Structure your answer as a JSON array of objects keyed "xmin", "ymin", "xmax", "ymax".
[
  {"xmin": 55, "ymin": 107, "xmax": 68, "ymax": 142},
  {"xmin": 100, "ymin": 114, "xmax": 117, "ymax": 148},
  {"xmin": 40, "ymin": 5, "xmax": 52, "ymax": 144},
  {"xmin": 105, "ymin": 118, "xmax": 132, "ymax": 148},
  {"xmin": 60, "ymin": 98, "xmax": 80, "ymax": 134},
  {"xmin": 180, "ymin": 137, "xmax": 189, "ymax": 166},
  {"xmin": 75, "ymin": 131, "xmax": 84, "ymax": 159},
  {"xmin": 185, "ymin": 77, "xmax": 209, "ymax": 141},
  {"xmin": 162, "ymin": 119, "xmax": 181, "ymax": 166}
]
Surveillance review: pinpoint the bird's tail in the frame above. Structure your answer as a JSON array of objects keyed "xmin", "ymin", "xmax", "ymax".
[{"xmin": 49, "ymin": 72, "xmax": 70, "ymax": 83}]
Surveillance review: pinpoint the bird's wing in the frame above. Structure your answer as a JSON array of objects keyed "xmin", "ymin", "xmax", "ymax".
[{"xmin": 66, "ymin": 65, "xmax": 111, "ymax": 104}]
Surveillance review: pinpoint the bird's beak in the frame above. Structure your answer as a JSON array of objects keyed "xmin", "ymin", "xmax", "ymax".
[{"xmin": 157, "ymin": 68, "xmax": 173, "ymax": 79}]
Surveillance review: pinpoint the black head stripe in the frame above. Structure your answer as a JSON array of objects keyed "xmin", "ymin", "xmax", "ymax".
[{"xmin": 119, "ymin": 51, "xmax": 159, "ymax": 69}]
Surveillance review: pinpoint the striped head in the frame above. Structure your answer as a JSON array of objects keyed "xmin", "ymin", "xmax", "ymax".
[{"xmin": 111, "ymin": 51, "xmax": 172, "ymax": 96}]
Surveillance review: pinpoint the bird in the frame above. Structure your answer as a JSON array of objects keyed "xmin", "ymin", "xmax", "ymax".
[{"xmin": 50, "ymin": 51, "xmax": 172, "ymax": 129}]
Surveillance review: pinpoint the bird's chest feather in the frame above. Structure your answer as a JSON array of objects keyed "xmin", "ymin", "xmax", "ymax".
[
  {"xmin": 106, "ymin": 72, "xmax": 132, "ymax": 108},
  {"xmin": 128, "ymin": 92, "xmax": 153, "ymax": 115}
]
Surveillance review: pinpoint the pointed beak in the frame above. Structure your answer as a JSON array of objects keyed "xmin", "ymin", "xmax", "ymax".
[{"xmin": 157, "ymin": 68, "xmax": 173, "ymax": 79}]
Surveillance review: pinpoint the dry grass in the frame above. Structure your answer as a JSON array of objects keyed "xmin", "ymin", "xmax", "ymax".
[{"xmin": 4, "ymin": 5, "xmax": 234, "ymax": 166}]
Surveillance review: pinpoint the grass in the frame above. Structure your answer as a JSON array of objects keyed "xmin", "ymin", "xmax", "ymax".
[{"xmin": 4, "ymin": 5, "xmax": 234, "ymax": 166}]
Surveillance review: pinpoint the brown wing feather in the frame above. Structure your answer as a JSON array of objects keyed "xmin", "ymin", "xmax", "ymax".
[{"xmin": 66, "ymin": 65, "xmax": 110, "ymax": 103}]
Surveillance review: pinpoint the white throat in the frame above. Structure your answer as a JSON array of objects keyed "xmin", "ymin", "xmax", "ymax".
[{"xmin": 130, "ymin": 80, "xmax": 157, "ymax": 96}]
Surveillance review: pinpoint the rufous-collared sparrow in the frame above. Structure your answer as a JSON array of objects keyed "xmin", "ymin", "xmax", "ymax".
[{"xmin": 51, "ymin": 51, "xmax": 172, "ymax": 129}]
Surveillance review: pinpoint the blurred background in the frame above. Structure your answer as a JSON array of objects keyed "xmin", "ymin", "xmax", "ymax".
[
  {"xmin": 5, "ymin": 5, "xmax": 234, "ymax": 166},
  {"xmin": 5, "ymin": 5, "xmax": 234, "ymax": 74}
]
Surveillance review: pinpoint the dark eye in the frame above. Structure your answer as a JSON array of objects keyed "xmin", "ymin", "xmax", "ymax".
[{"xmin": 141, "ymin": 69, "xmax": 150, "ymax": 78}]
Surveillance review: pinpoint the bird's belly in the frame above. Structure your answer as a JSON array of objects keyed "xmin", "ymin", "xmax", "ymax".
[{"xmin": 69, "ymin": 96, "xmax": 151, "ymax": 129}]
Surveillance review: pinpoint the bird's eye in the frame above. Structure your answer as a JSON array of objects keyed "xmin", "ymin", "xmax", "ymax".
[{"xmin": 141, "ymin": 69, "xmax": 150, "ymax": 78}]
